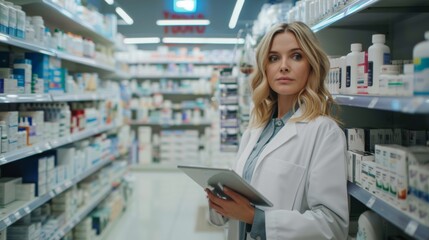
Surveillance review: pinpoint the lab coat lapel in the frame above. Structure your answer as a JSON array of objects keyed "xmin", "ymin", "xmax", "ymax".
[
  {"xmin": 235, "ymin": 127, "xmax": 263, "ymax": 175},
  {"xmin": 255, "ymin": 108, "xmax": 306, "ymax": 170}
]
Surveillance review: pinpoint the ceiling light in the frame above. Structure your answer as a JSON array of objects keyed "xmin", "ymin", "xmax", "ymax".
[
  {"xmin": 104, "ymin": 0, "xmax": 114, "ymax": 5},
  {"xmin": 156, "ymin": 19, "xmax": 210, "ymax": 26},
  {"xmin": 124, "ymin": 37, "xmax": 161, "ymax": 44},
  {"xmin": 162, "ymin": 37, "xmax": 245, "ymax": 44},
  {"xmin": 229, "ymin": 0, "xmax": 245, "ymax": 29},
  {"xmin": 115, "ymin": 7, "xmax": 134, "ymax": 25}
]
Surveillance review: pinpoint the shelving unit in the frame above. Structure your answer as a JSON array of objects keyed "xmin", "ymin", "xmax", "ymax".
[
  {"xmin": 348, "ymin": 182, "xmax": 429, "ymax": 240},
  {"xmin": 0, "ymin": 1, "xmax": 131, "ymax": 239},
  {"xmin": 0, "ymin": 152, "xmax": 121, "ymax": 231},
  {"xmin": 132, "ymin": 74, "xmax": 211, "ymax": 79},
  {"xmin": 306, "ymin": 0, "xmax": 429, "ymax": 239}
]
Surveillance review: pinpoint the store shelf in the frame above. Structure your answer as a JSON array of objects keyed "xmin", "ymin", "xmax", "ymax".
[
  {"xmin": 56, "ymin": 52, "xmax": 115, "ymax": 72},
  {"xmin": 311, "ymin": 0, "xmax": 379, "ymax": 32},
  {"xmin": 311, "ymin": 0, "xmax": 429, "ymax": 32},
  {"xmin": 0, "ymin": 94, "xmax": 52, "ymax": 103},
  {"xmin": 0, "ymin": 33, "xmax": 55, "ymax": 56},
  {"xmin": 0, "ymin": 153, "xmax": 116, "ymax": 231},
  {"xmin": 15, "ymin": 0, "xmax": 114, "ymax": 46},
  {"xmin": 129, "ymin": 121, "xmax": 212, "ymax": 127},
  {"xmin": 132, "ymin": 74, "xmax": 211, "ymax": 79},
  {"xmin": 333, "ymin": 94, "xmax": 429, "ymax": 114},
  {"xmin": 128, "ymin": 60, "xmax": 230, "ymax": 65},
  {"xmin": 0, "ymin": 34, "xmax": 115, "ymax": 73},
  {"xmin": 50, "ymin": 92, "xmax": 118, "ymax": 102},
  {"xmin": 47, "ymin": 187, "xmax": 112, "ymax": 240},
  {"xmin": 347, "ymin": 182, "xmax": 429, "ymax": 240},
  {"xmin": 0, "ymin": 123, "xmax": 119, "ymax": 166}
]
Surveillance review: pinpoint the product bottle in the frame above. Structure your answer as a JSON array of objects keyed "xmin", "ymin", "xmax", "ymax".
[
  {"xmin": 413, "ymin": 31, "xmax": 429, "ymax": 95},
  {"xmin": 0, "ymin": 1, "xmax": 8, "ymax": 34},
  {"xmin": 346, "ymin": 43, "xmax": 362, "ymax": 94},
  {"xmin": 368, "ymin": 34, "xmax": 391, "ymax": 95}
]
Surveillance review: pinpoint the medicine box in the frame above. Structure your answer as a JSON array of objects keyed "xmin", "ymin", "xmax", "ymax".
[
  {"xmin": 345, "ymin": 128, "xmax": 365, "ymax": 152},
  {"xmin": 0, "ymin": 177, "xmax": 21, "ymax": 205}
]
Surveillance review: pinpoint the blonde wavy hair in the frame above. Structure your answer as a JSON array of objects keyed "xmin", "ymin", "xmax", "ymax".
[{"xmin": 250, "ymin": 21, "xmax": 339, "ymax": 128}]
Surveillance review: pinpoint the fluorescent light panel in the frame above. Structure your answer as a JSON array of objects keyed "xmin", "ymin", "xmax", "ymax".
[
  {"xmin": 229, "ymin": 0, "xmax": 245, "ymax": 29},
  {"xmin": 104, "ymin": 0, "xmax": 114, "ymax": 5},
  {"xmin": 115, "ymin": 7, "xmax": 134, "ymax": 25},
  {"xmin": 162, "ymin": 37, "xmax": 245, "ymax": 44},
  {"xmin": 124, "ymin": 37, "xmax": 161, "ymax": 44},
  {"xmin": 156, "ymin": 19, "xmax": 210, "ymax": 26}
]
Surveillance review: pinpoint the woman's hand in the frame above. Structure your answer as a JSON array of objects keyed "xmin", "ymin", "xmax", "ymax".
[{"xmin": 205, "ymin": 187, "xmax": 255, "ymax": 224}]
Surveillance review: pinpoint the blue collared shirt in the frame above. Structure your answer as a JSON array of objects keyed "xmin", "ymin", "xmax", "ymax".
[{"xmin": 240, "ymin": 110, "xmax": 293, "ymax": 240}]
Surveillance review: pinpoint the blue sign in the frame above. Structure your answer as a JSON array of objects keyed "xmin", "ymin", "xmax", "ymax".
[{"xmin": 174, "ymin": 0, "xmax": 196, "ymax": 13}]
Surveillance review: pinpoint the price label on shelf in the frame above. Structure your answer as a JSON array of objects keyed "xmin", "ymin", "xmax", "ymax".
[
  {"xmin": 55, "ymin": 186, "xmax": 62, "ymax": 194},
  {"xmin": 24, "ymin": 206, "xmax": 31, "ymax": 214},
  {"xmin": 4, "ymin": 217, "xmax": 11, "ymax": 226},
  {"xmin": 49, "ymin": 191, "xmax": 55, "ymax": 198},
  {"xmin": 0, "ymin": 156, "xmax": 6, "ymax": 164},
  {"xmin": 368, "ymin": 97, "xmax": 378, "ymax": 109},
  {"xmin": 14, "ymin": 211, "xmax": 21, "ymax": 219},
  {"xmin": 366, "ymin": 196, "xmax": 376, "ymax": 208},
  {"xmin": 405, "ymin": 220, "xmax": 418, "ymax": 236}
]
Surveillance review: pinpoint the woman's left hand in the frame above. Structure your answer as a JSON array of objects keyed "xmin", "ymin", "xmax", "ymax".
[{"xmin": 206, "ymin": 187, "xmax": 255, "ymax": 224}]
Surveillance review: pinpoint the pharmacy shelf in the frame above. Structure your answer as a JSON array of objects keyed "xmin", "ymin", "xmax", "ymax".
[
  {"xmin": 48, "ymin": 187, "xmax": 112, "ymax": 240},
  {"xmin": 15, "ymin": 0, "xmax": 114, "ymax": 46},
  {"xmin": 0, "ymin": 34, "xmax": 116, "ymax": 73},
  {"xmin": 50, "ymin": 92, "xmax": 118, "ymax": 102},
  {"xmin": 333, "ymin": 94, "xmax": 429, "ymax": 114},
  {"xmin": 129, "ymin": 121, "xmax": 212, "ymax": 127},
  {"xmin": 0, "ymin": 152, "xmax": 118, "ymax": 231},
  {"xmin": 311, "ymin": 0, "xmax": 429, "ymax": 32},
  {"xmin": 311, "ymin": 0, "xmax": 379, "ymax": 32},
  {"xmin": 48, "ymin": 167, "xmax": 128, "ymax": 240},
  {"xmin": 56, "ymin": 52, "xmax": 115, "ymax": 72},
  {"xmin": 0, "ymin": 94, "xmax": 52, "ymax": 103},
  {"xmin": 132, "ymin": 74, "xmax": 211, "ymax": 79},
  {"xmin": 347, "ymin": 182, "xmax": 429, "ymax": 240},
  {"xmin": 0, "ymin": 123, "xmax": 119, "ymax": 166},
  {"xmin": 0, "ymin": 33, "xmax": 55, "ymax": 56},
  {"xmin": 0, "ymin": 92, "xmax": 117, "ymax": 103},
  {"xmin": 128, "ymin": 60, "xmax": 230, "ymax": 65}
]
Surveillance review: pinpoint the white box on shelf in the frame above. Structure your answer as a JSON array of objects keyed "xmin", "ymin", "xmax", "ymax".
[
  {"xmin": 15, "ymin": 183, "xmax": 35, "ymax": 201},
  {"xmin": 0, "ymin": 177, "xmax": 21, "ymax": 205},
  {"xmin": 345, "ymin": 128, "xmax": 365, "ymax": 152}
]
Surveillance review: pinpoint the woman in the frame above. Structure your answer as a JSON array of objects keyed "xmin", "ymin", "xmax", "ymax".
[{"xmin": 206, "ymin": 22, "xmax": 349, "ymax": 239}]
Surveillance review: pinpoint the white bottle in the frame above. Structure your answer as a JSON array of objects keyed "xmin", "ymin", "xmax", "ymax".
[
  {"xmin": 346, "ymin": 43, "xmax": 362, "ymax": 95},
  {"xmin": 4, "ymin": 2, "xmax": 16, "ymax": 37},
  {"xmin": 339, "ymin": 56, "xmax": 347, "ymax": 94},
  {"xmin": 413, "ymin": 31, "xmax": 429, "ymax": 95},
  {"xmin": 14, "ymin": 5, "xmax": 25, "ymax": 39},
  {"xmin": 0, "ymin": 1, "xmax": 9, "ymax": 34},
  {"xmin": 368, "ymin": 34, "xmax": 391, "ymax": 95}
]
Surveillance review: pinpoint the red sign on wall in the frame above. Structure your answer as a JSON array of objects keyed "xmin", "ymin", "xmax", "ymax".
[{"xmin": 163, "ymin": 11, "xmax": 206, "ymax": 34}]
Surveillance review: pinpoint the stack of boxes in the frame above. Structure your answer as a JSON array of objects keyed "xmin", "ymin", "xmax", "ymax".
[
  {"xmin": 160, "ymin": 130, "xmax": 200, "ymax": 163},
  {"xmin": 345, "ymin": 127, "xmax": 429, "ymax": 226},
  {"xmin": 137, "ymin": 126, "xmax": 152, "ymax": 164}
]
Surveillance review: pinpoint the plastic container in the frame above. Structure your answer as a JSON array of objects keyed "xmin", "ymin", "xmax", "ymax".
[
  {"xmin": 346, "ymin": 43, "xmax": 362, "ymax": 94},
  {"xmin": 14, "ymin": 5, "xmax": 25, "ymax": 39},
  {"xmin": 4, "ymin": 2, "xmax": 16, "ymax": 37},
  {"xmin": 31, "ymin": 16, "xmax": 45, "ymax": 44},
  {"xmin": 368, "ymin": 34, "xmax": 390, "ymax": 95},
  {"xmin": 0, "ymin": 1, "xmax": 8, "ymax": 34},
  {"xmin": 413, "ymin": 31, "xmax": 429, "ymax": 95},
  {"xmin": 356, "ymin": 210, "xmax": 383, "ymax": 240}
]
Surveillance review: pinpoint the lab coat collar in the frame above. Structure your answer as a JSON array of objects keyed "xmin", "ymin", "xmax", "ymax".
[{"xmin": 236, "ymin": 108, "xmax": 308, "ymax": 175}]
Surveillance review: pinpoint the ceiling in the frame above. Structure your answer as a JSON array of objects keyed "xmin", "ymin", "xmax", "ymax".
[{"xmin": 99, "ymin": 0, "xmax": 268, "ymax": 49}]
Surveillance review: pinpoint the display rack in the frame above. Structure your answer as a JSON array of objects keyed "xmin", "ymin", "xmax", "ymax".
[
  {"xmin": 0, "ymin": 151, "xmax": 121, "ymax": 231},
  {"xmin": 0, "ymin": 123, "xmax": 119, "ymax": 166},
  {"xmin": 0, "ymin": 1, "xmax": 130, "ymax": 237},
  {"xmin": 348, "ymin": 182, "xmax": 429, "ymax": 240},
  {"xmin": 130, "ymin": 121, "xmax": 211, "ymax": 127},
  {"xmin": 0, "ymin": 92, "xmax": 118, "ymax": 103},
  {"xmin": 13, "ymin": 0, "xmax": 114, "ymax": 45},
  {"xmin": 333, "ymin": 95, "xmax": 429, "ymax": 114},
  {"xmin": 132, "ymin": 74, "xmax": 211, "ymax": 79}
]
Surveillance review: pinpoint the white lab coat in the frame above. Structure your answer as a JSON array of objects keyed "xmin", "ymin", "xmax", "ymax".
[{"xmin": 218, "ymin": 108, "xmax": 349, "ymax": 240}]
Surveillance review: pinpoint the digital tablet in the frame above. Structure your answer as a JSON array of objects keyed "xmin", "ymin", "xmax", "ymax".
[{"xmin": 177, "ymin": 165, "xmax": 273, "ymax": 207}]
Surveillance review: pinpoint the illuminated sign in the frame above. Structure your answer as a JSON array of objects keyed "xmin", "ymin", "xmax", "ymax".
[{"xmin": 173, "ymin": 0, "xmax": 196, "ymax": 13}]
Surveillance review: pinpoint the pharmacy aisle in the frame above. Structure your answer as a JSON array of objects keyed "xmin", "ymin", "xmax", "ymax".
[{"xmin": 104, "ymin": 171, "xmax": 226, "ymax": 240}]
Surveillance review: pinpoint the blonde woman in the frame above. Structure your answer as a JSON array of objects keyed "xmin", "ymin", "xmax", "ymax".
[{"xmin": 206, "ymin": 22, "xmax": 349, "ymax": 239}]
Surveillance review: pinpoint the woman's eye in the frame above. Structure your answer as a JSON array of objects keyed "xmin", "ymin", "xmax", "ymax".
[
  {"xmin": 292, "ymin": 53, "xmax": 302, "ymax": 61},
  {"xmin": 268, "ymin": 55, "xmax": 279, "ymax": 62}
]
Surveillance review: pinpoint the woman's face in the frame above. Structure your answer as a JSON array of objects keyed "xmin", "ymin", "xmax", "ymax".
[{"xmin": 266, "ymin": 31, "xmax": 310, "ymax": 100}]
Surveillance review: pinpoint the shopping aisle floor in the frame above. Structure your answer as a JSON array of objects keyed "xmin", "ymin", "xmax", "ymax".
[{"xmin": 105, "ymin": 171, "xmax": 226, "ymax": 240}]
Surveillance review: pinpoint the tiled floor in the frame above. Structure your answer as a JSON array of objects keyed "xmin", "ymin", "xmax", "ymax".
[{"xmin": 105, "ymin": 171, "xmax": 226, "ymax": 240}]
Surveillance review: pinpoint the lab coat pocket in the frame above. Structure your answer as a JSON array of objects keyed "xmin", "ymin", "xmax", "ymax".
[{"xmin": 256, "ymin": 158, "xmax": 306, "ymax": 210}]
